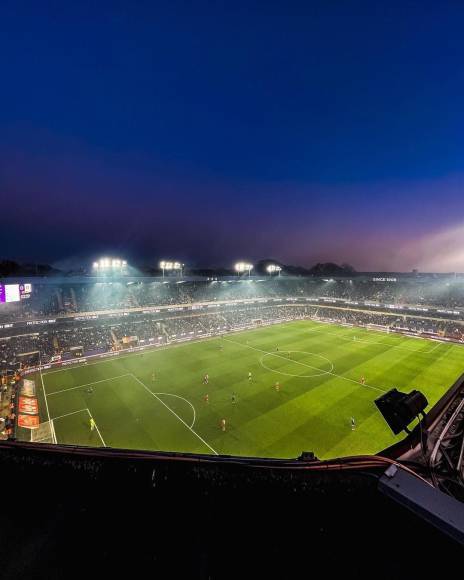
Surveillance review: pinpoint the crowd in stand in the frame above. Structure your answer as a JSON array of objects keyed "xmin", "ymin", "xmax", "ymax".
[
  {"xmin": 312, "ymin": 307, "xmax": 464, "ymax": 338},
  {"xmin": 3, "ymin": 277, "xmax": 464, "ymax": 324},
  {"xmin": 2, "ymin": 278, "xmax": 464, "ymax": 371},
  {"xmin": 0, "ymin": 375, "xmax": 16, "ymax": 440}
]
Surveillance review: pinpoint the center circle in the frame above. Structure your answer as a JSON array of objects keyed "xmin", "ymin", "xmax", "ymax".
[{"xmin": 260, "ymin": 350, "xmax": 334, "ymax": 378}]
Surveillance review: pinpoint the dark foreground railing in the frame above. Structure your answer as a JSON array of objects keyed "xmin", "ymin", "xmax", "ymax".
[{"xmin": 0, "ymin": 437, "xmax": 463, "ymax": 579}]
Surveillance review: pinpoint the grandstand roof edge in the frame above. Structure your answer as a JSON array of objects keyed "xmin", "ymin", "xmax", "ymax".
[{"xmin": 1, "ymin": 272, "xmax": 463, "ymax": 285}]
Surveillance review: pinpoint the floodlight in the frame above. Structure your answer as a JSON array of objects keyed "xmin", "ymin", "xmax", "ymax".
[
  {"xmin": 267, "ymin": 264, "xmax": 282, "ymax": 275},
  {"xmin": 235, "ymin": 262, "xmax": 253, "ymax": 275},
  {"xmin": 160, "ymin": 259, "xmax": 183, "ymax": 277},
  {"xmin": 94, "ymin": 257, "xmax": 126, "ymax": 272}
]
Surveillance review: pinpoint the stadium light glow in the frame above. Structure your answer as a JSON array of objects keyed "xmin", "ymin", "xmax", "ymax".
[
  {"xmin": 93, "ymin": 257, "xmax": 128, "ymax": 273},
  {"xmin": 266, "ymin": 264, "xmax": 282, "ymax": 276},
  {"xmin": 160, "ymin": 260, "xmax": 184, "ymax": 277},
  {"xmin": 235, "ymin": 262, "xmax": 253, "ymax": 276}
]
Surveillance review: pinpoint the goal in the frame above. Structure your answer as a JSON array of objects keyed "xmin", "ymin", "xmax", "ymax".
[{"xmin": 30, "ymin": 420, "xmax": 56, "ymax": 444}]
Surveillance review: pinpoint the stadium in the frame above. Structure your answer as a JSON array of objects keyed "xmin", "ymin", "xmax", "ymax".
[
  {"xmin": 3, "ymin": 2, "xmax": 464, "ymax": 575},
  {"xmin": 2, "ymin": 267, "xmax": 464, "ymax": 576},
  {"xmin": 3, "ymin": 270, "xmax": 464, "ymax": 463}
]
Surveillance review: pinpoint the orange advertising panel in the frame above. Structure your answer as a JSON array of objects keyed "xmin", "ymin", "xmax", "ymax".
[
  {"xmin": 17, "ymin": 415, "xmax": 40, "ymax": 429},
  {"xmin": 18, "ymin": 396, "xmax": 39, "ymax": 415}
]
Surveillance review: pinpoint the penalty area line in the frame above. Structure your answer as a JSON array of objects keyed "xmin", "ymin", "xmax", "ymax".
[
  {"xmin": 85, "ymin": 408, "xmax": 106, "ymax": 447},
  {"xmin": 52, "ymin": 408, "xmax": 88, "ymax": 421},
  {"xmin": 153, "ymin": 392, "xmax": 196, "ymax": 429},
  {"xmin": 50, "ymin": 408, "xmax": 106, "ymax": 447},
  {"xmin": 47, "ymin": 373, "xmax": 133, "ymax": 396}
]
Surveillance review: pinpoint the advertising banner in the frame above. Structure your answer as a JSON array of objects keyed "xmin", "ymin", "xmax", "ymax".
[
  {"xmin": 18, "ymin": 397, "xmax": 39, "ymax": 415},
  {"xmin": 21, "ymin": 379, "xmax": 36, "ymax": 397},
  {"xmin": 17, "ymin": 415, "xmax": 40, "ymax": 429}
]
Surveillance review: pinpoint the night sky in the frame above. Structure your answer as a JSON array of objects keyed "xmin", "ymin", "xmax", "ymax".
[{"xmin": 1, "ymin": 1, "xmax": 464, "ymax": 271}]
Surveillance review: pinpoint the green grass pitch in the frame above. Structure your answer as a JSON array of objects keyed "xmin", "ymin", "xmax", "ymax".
[{"xmin": 33, "ymin": 320, "xmax": 464, "ymax": 459}]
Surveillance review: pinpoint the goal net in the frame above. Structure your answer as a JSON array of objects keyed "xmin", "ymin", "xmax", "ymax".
[{"xmin": 30, "ymin": 420, "xmax": 56, "ymax": 444}]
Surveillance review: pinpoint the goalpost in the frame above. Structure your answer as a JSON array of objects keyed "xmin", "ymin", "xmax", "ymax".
[{"xmin": 30, "ymin": 420, "xmax": 56, "ymax": 444}]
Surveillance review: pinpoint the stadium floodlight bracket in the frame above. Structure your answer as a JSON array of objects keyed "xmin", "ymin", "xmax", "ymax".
[{"xmin": 375, "ymin": 388, "xmax": 428, "ymax": 435}]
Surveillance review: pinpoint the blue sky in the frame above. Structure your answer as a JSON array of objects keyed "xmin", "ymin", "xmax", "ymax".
[{"xmin": 1, "ymin": 1, "xmax": 463, "ymax": 270}]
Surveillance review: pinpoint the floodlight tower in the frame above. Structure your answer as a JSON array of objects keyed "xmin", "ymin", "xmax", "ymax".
[
  {"xmin": 159, "ymin": 260, "xmax": 183, "ymax": 278},
  {"xmin": 173, "ymin": 262, "xmax": 183, "ymax": 277},
  {"xmin": 235, "ymin": 262, "xmax": 253, "ymax": 277},
  {"xmin": 92, "ymin": 258, "xmax": 127, "ymax": 275},
  {"xmin": 266, "ymin": 264, "xmax": 282, "ymax": 277}
]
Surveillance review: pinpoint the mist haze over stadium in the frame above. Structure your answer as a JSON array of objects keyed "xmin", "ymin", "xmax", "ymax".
[{"xmin": 2, "ymin": 1, "xmax": 464, "ymax": 577}]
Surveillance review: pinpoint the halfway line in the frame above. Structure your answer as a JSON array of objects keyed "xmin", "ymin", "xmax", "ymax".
[{"xmin": 223, "ymin": 337, "xmax": 386, "ymax": 393}]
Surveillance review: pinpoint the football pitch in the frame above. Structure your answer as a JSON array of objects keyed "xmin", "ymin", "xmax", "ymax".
[{"xmin": 33, "ymin": 320, "xmax": 464, "ymax": 459}]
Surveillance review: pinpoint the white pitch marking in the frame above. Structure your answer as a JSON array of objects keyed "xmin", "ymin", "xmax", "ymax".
[
  {"xmin": 129, "ymin": 374, "xmax": 218, "ymax": 455},
  {"xmin": 318, "ymin": 330, "xmax": 427, "ymax": 353},
  {"xmin": 85, "ymin": 408, "xmax": 106, "ymax": 447},
  {"xmin": 34, "ymin": 436, "xmax": 55, "ymax": 443},
  {"xmin": 47, "ymin": 373, "xmax": 132, "ymax": 396},
  {"xmin": 260, "ymin": 350, "xmax": 334, "ymax": 378},
  {"xmin": 50, "ymin": 419, "xmax": 57, "ymax": 445},
  {"xmin": 42, "ymin": 333, "xmax": 224, "ymax": 375},
  {"xmin": 309, "ymin": 326, "xmax": 451, "ymax": 355},
  {"xmin": 426, "ymin": 341, "xmax": 442, "ymax": 354},
  {"xmin": 223, "ymin": 337, "xmax": 386, "ymax": 394},
  {"xmin": 38, "ymin": 360, "xmax": 56, "ymax": 443},
  {"xmin": 154, "ymin": 392, "xmax": 196, "ymax": 429},
  {"xmin": 52, "ymin": 408, "xmax": 89, "ymax": 421}
]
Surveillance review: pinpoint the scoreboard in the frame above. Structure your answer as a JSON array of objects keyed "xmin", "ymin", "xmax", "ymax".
[{"xmin": 0, "ymin": 283, "xmax": 32, "ymax": 304}]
